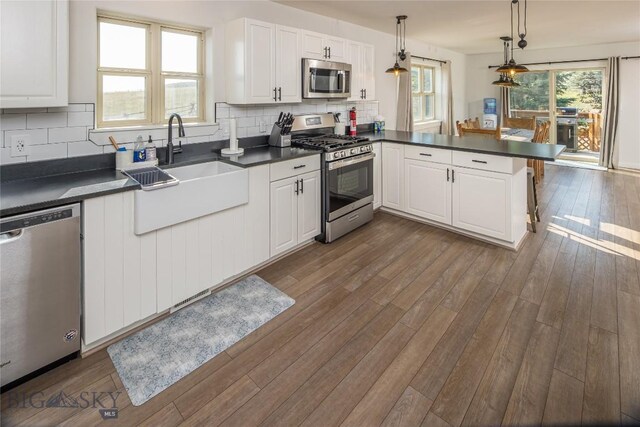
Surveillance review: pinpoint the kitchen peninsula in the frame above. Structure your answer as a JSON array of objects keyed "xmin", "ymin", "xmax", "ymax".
[{"xmin": 363, "ymin": 130, "xmax": 565, "ymax": 250}]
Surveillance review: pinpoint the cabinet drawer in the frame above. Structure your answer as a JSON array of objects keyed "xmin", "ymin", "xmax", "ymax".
[
  {"xmin": 405, "ymin": 145, "xmax": 451, "ymax": 164},
  {"xmin": 270, "ymin": 155, "xmax": 320, "ymax": 181},
  {"xmin": 452, "ymin": 151, "xmax": 514, "ymax": 174}
]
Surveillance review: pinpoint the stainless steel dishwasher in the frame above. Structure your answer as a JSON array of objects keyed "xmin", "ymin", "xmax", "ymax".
[{"xmin": 1, "ymin": 203, "xmax": 81, "ymax": 389}]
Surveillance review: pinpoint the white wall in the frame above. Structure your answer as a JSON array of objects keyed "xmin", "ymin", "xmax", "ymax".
[
  {"xmin": 465, "ymin": 41, "xmax": 640, "ymax": 169},
  {"xmin": 68, "ymin": 0, "xmax": 467, "ymax": 131}
]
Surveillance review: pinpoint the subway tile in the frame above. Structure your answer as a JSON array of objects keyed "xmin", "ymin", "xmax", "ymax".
[
  {"xmin": 0, "ymin": 147, "xmax": 27, "ymax": 165},
  {"xmin": 228, "ymin": 106, "xmax": 247, "ymax": 118},
  {"xmin": 0, "ymin": 114, "xmax": 27, "ymax": 131},
  {"xmin": 5, "ymin": 128, "xmax": 48, "ymax": 146},
  {"xmin": 67, "ymin": 111, "xmax": 94, "ymax": 127},
  {"xmin": 3, "ymin": 108, "xmax": 48, "ymax": 114},
  {"xmin": 236, "ymin": 117, "xmax": 255, "ymax": 128},
  {"xmin": 27, "ymin": 112, "xmax": 67, "ymax": 129},
  {"xmin": 27, "ymin": 142, "xmax": 67, "ymax": 162},
  {"xmin": 186, "ymin": 135, "xmax": 210, "ymax": 144},
  {"xmin": 49, "ymin": 127, "xmax": 87, "ymax": 143},
  {"xmin": 67, "ymin": 141, "xmax": 103, "ymax": 157}
]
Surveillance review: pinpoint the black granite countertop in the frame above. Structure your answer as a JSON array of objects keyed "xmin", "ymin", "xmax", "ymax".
[
  {"xmin": 364, "ymin": 130, "xmax": 565, "ymax": 161},
  {"xmin": 0, "ymin": 141, "xmax": 321, "ymax": 218}
]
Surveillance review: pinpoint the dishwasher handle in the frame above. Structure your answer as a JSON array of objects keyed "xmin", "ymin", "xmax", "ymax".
[{"xmin": 0, "ymin": 229, "xmax": 24, "ymax": 245}]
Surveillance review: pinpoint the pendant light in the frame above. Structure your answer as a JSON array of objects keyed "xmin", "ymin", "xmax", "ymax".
[
  {"xmin": 492, "ymin": 37, "xmax": 520, "ymax": 87},
  {"xmin": 495, "ymin": 1, "xmax": 529, "ymax": 76},
  {"xmin": 386, "ymin": 15, "xmax": 408, "ymax": 76}
]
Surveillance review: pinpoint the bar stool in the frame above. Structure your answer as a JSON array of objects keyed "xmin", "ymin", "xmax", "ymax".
[{"xmin": 527, "ymin": 167, "xmax": 540, "ymax": 232}]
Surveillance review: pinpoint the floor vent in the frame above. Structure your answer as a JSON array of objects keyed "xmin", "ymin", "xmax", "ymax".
[{"xmin": 170, "ymin": 289, "xmax": 211, "ymax": 313}]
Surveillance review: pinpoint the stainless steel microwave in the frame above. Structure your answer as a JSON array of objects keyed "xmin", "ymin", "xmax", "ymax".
[{"xmin": 303, "ymin": 58, "xmax": 351, "ymax": 99}]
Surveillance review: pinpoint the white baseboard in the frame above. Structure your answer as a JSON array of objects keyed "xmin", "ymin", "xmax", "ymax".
[{"xmin": 617, "ymin": 161, "xmax": 640, "ymax": 171}]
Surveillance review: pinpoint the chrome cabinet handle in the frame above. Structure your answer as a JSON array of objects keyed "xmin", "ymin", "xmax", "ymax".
[
  {"xmin": 273, "ymin": 87, "xmax": 277, "ymax": 102},
  {"xmin": 472, "ymin": 159, "xmax": 488, "ymax": 164},
  {"xmin": 293, "ymin": 164, "xmax": 306, "ymax": 169},
  {"xmin": 360, "ymin": 89, "xmax": 364, "ymax": 99},
  {"xmin": 294, "ymin": 179, "xmax": 299, "ymax": 195},
  {"xmin": 452, "ymin": 169, "xmax": 455, "ymax": 183},
  {"xmin": 300, "ymin": 178, "xmax": 304, "ymax": 194},
  {"xmin": 278, "ymin": 87, "xmax": 282, "ymax": 101},
  {"xmin": 447, "ymin": 168, "xmax": 450, "ymax": 182},
  {"xmin": 328, "ymin": 47, "xmax": 331, "ymax": 58}
]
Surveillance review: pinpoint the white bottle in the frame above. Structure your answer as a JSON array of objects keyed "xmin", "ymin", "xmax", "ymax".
[{"xmin": 145, "ymin": 135, "xmax": 157, "ymax": 161}]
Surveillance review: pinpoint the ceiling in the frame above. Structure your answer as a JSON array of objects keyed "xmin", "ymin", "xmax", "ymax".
[{"xmin": 275, "ymin": 1, "xmax": 640, "ymax": 54}]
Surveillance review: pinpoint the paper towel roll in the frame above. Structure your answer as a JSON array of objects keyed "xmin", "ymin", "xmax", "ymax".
[{"xmin": 229, "ymin": 118, "xmax": 237, "ymax": 149}]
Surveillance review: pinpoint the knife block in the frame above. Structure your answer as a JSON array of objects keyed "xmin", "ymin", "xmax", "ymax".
[{"xmin": 268, "ymin": 124, "xmax": 291, "ymax": 147}]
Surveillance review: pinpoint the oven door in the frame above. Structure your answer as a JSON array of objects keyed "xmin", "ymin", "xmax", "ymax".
[
  {"xmin": 326, "ymin": 153, "xmax": 374, "ymax": 221},
  {"xmin": 303, "ymin": 59, "xmax": 351, "ymax": 99}
]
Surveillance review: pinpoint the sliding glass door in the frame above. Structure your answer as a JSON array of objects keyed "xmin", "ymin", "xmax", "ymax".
[{"xmin": 510, "ymin": 68, "xmax": 605, "ymax": 161}]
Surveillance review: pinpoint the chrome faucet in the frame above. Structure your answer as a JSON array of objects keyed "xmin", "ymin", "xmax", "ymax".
[{"xmin": 166, "ymin": 113, "xmax": 185, "ymax": 164}]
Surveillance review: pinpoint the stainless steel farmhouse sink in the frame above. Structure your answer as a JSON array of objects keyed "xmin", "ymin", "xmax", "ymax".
[{"xmin": 133, "ymin": 161, "xmax": 249, "ymax": 235}]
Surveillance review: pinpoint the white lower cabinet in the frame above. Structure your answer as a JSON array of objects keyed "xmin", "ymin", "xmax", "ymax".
[
  {"xmin": 381, "ymin": 143, "xmax": 404, "ymax": 210},
  {"xmin": 452, "ymin": 167, "xmax": 511, "ymax": 241},
  {"xmin": 82, "ymin": 164, "xmax": 269, "ymax": 346},
  {"xmin": 373, "ymin": 142, "xmax": 382, "ymax": 209},
  {"xmin": 381, "ymin": 142, "xmax": 526, "ymax": 248},
  {"xmin": 270, "ymin": 168, "xmax": 321, "ymax": 257},
  {"xmin": 404, "ymin": 159, "xmax": 451, "ymax": 224}
]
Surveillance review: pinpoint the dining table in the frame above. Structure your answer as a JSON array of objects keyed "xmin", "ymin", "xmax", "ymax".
[{"xmin": 501, "ymin": 127, "xmax": 535, "ymax": 142}]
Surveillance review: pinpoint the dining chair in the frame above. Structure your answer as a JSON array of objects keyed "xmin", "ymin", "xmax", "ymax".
[
  {"xmin": 503, "ymin": 116, "xmax": 536, "ymax": 130},
  {"xmin": 525, "ymin": 120, "xmax": 550, "ymax": 232},
  {"xmin": 458, "ymin": 126, "xmax": 500, "ymax": 139}
]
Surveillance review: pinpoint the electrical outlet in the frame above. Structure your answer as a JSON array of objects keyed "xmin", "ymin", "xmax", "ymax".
[{"xmin": 11, "ymin": 134, "xmax": 31, "ymax": 157}]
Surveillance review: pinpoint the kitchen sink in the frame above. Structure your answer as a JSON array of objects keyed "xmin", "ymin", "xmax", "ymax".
[{"xmin": 133, "ymin": 161, "xmax": 249, "ymax": 235}]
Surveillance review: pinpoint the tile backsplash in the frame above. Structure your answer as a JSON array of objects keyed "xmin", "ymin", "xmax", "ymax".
[{"xmin": 0, "ymin": 100, "xmax": 379, "ymax": 165}]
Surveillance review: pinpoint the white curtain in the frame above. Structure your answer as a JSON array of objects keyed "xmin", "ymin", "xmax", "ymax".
[
  {"xmin": 600, "ymin": 56, "xmax": 620, "ymax": 169},
  {"xmin": 500, "ymin": 87, "xmax": 511, "ymax": 125},
  {"xmin": 396, "ymin": 55, "xmax": 413, "ymax": 131},
  {"xmin": 441, "ymin": 60, "xmax": 454, "ymax": 135}
]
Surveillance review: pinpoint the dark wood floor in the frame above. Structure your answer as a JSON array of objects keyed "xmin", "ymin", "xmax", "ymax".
[{"xmin": 2, "ymin": 164, "xmax": 640, "ymax": 427}]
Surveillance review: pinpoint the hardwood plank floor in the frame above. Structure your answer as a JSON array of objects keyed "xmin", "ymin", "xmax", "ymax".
[{"xmin": 2, "ymin": 164, "xmax": 639, "ymax": 427}]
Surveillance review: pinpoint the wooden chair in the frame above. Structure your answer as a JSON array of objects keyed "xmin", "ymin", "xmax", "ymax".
[
  {"xmin": 525, "ymin": 121, "xmax": 550, "ymax": 232},
  {"xmin": 502, "ymin": 116, "xmax": 536, "ymax": 130},
  {"xmin": 455, "ymin": 117, "xmax": 481, "ymax": 135},
  {"xmin": 458, "ymin": 126, "xmax": 500, "ymax": 140}
]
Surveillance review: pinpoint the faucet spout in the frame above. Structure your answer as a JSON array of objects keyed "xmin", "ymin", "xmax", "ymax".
[{"xmin": 166, "ymin": 113, "xmax": 185, "ymax": 164}]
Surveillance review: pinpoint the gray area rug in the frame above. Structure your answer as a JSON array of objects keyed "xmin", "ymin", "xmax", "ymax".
[{"xmin": 107, "ymin": 275, "xmax": 295, "ymax": 406}]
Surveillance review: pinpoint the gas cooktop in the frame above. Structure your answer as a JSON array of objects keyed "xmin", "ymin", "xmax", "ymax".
[{"xmin": 292, "ymin": 134, "xmax": 370, "ymax": 152}]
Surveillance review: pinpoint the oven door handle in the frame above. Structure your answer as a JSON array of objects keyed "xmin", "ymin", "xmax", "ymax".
[{"xmin": 327, "ymin": 152, "xmax": 375, "ymax": 170}]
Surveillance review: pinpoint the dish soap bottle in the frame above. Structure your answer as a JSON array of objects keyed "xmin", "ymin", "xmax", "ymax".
[
  {"xmin": 133, "ymin": 135, "xmax": 146, "ymax": 162},
  {"xmin": 145, "ymin": 135, "xmax": 157, "ymax": 162}
]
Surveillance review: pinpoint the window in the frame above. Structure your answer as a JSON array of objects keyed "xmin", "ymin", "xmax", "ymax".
[
  {"xmin": 411, "ymin": 65, "xmax": 435, "ymax": 123},
  {"xmin": 97, "ymin": 16, "xmax": 204, "ymax": 128}
]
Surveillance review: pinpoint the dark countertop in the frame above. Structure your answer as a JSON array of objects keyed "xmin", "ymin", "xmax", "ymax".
[
  {"xmin": 1, "ymin": 142, "xmax": 321, "ymax": 218},
  {"xmin": 364, "ymin": 130, "xmax": 565, "ymax": 161}
]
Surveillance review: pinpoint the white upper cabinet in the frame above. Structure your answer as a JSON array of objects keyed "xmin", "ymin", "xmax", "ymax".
[
  {"xmin": 302, "ymin": 30, "xmax": 347, "ymax": 62},
  {"xmin": 347, "ymin": 41, "xmax": 375, "ymax": 101},
  {"xmin": 225, "ymin": 18, "xmax": 301, "ymax": 104},
  {"xmin": 0, "ymin": 0, "xmax": 68, "ymax": 108},
  {"xmin": 275, "ymin": 25, "xmax": 302, "ymax": 103}
]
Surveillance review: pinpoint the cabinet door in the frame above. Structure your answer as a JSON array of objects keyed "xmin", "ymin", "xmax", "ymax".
[
  {"xmin": 302, "ymin": 30, "xmax": 325, "ymax": 60},
  {"xmin": 347, "ymin": 42, "xmax": 362, "ymax": 101},
  {"xmin": 381, "ymin": 143, "xmax": 405, "ymax": 211},
  {"xmin": 452, "ymin": 167, "xmax": 512, "ymax": 241},
  {"xmin": 275, "ymin": 25, "xmax": 301, "ymax": 103},
  {"xmin": 0, "ymin": 0, "xmax": 68, "ymax": 108},
  {"xmin": 373, "ymin": 142, "xmax": 382, "ymax": 209},
  {"xmin": 297, "ymin": 170, "xmax": 321, "ymax": 242},
  {"xmin": 245, "ymin": 20, "xmax": 276, "ymax": 103},
  {"xmin": 405, "ymin": 159, "xmax": 451, "ymax": 224},
  {"xmin": 324, "ymin": 36, "xmax": 347, "ymax": 61},
  {"xmin": 270, "ymin": 176, "xmax": 299, "ymax": 257},
  {"xmin": 361, "ymin": 43, "xmax": 375, "ymax": 100}
]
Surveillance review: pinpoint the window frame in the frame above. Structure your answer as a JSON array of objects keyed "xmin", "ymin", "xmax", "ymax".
[
  {"xmin": 97, "ymin": 15, "xmax": 205, "ymax": 129},
  {"xmin": 411, "ymin": 64, "xmax": 436, "ymax": 123}
]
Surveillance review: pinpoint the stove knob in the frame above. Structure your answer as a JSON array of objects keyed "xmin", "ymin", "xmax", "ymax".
[{"xmin": 350, "ymin": 148, "xmax": 358, "ymax": 155}]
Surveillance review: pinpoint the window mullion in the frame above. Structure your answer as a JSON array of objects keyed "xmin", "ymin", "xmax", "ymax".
[{"xmin": 151, "ymin": 22, "xmax": 161, "ymax": 124}]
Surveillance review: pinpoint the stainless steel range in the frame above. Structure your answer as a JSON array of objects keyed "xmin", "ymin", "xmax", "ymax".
[{"xmin": 291, "ymin": 114, "xmax": 374, "ymax": 243}]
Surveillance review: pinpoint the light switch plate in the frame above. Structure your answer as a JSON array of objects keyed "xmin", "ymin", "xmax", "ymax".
[{"xmin": 11, "ymin": 134, "xmax": 30, "ymax": 157}]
